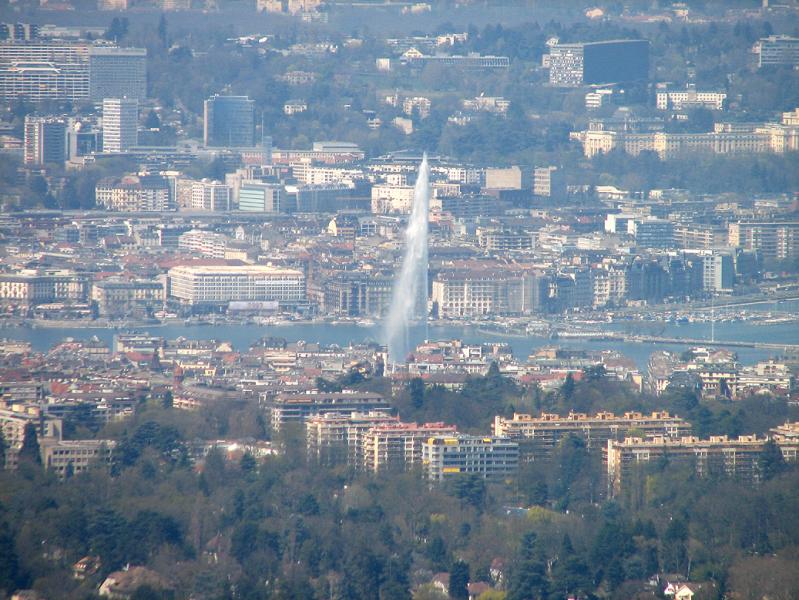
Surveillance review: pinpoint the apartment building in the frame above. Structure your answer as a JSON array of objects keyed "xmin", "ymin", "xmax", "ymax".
[
  {"xmin": 422, "ymin": 435, "xmax": 519, "ymax": 481},
  {"xmin": 755, "ymin": 35, "xmax": 799, "ymax": 67},
  {"xmin": 431, "ymin": 269, "xmax": 537, "ymax": 318},
  {"xmin": 362, "ymin": 422, "xmax": 457, "ymax": 473},
  {"xmin": 95, "ymin": 174, "xmax": 173, "ymax": 212},
  {"xmin": 167, "ymin": 265, "xmax": 305, "ymax": 307},
  {"xmin": 189, "ymin": 180, "xmax": 231, "ymax": 212},
  {"xmin": 177, "ymin": 229, "xmax": 228, "ymax": 259},
  {"xmin": 23, "ymin": 116, "xmax": 66, "ymax": 165},
  {"xmin": 267, "ymin": 390, "xmax": 392, "ymax": 432},
  {"xmin": 605, "ymin": 434, "xmax": 799, "ymax": 496},
  {"xmin": 305, "ymin": 411, "xmax": 399, "ymax": 466},
  {"xmin": 655, "ymin": 87, "xmax": 726, "ymax": 111},
  {"xmin": 728, "ymin": 221, "xmax": 799, "ymax": 261},
  {"xmin": 494, "ymin": 411, "xmax": 691, "ymax": 455}
]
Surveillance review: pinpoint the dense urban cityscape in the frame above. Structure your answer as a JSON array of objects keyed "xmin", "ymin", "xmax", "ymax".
[{"xmin": 1, "ymin": 1, "xmax": 799, "ymax": 599}]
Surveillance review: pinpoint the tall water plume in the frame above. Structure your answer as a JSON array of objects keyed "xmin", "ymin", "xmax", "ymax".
[{"xmin": 384, "ymin": 154, "xmax": 431, "ymax": 364}]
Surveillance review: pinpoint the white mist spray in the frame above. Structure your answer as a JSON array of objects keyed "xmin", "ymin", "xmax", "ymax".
[{"xmin": 384, "ymin": 154, "xmax": 431, "ymax": 364}]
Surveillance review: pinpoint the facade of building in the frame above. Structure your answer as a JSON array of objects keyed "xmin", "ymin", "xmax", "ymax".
[
  {"xmin": 606, "ymin": 434, "xmax": 799, "ymax": 496},
  {"xmin": 102, "ymin": 97, "xmax": 138, "ymax": 153},
  {"xmin": 322, "ymin": 272, "xmax": 394, "ymax": 317},
  {"xmin": 400, "ymin": 49, "xmax": 509, "ymax": 69},
  {"xmin": 422, "ymin": 435, "xmax": 519, "ymax": 481},
  {"xmin": 656, "ymin": 87, "xmax": 726, "ymax": 111},
  {"xmin": 167, "ymin": 264, "xmax": 306, "ymax": 307},
  {"xmin": 95, "ymin": 174, "xmax": 173, "ymax": 212},
  {"xmin": 547, "ymin": 39, "xmax": 649, "ymax": 87},
  {"xmin": 362, "ymin": 422, "xmax": 458, "ymax": 473},
  {"xmin": 40, "ymin": 438, "xmax": 116, "ymax": 477},
  {"xmin": 0, "ymin": 270, "xmax": 89, "ymax": 305},
  {"xmin": 728, "ymin": 221, "xmax": 799, "ymax": 262},
  {"xmin": 91, "ymin": 279, "xmax": 164, "ymax": 318},
  {"xmin": 494, "ymin": 411, "xmax": 691, "ymax": 456},
  {"xmin": 88, "ymin": 47, "xmax": 146, "ymax": 101},
  {"xmin": 305, "ymin": 411, "xmax": 400, "ymax": 466},
  {"xmin": 267, "ymin": 391, "xmax": 392, "ymax": 432},
  {"xmin": 189, "ymin": 180, "xmax": 231, "ymax": 212},
  {"xmin": 177, "ymin": 229, "xmax": 228, "ymax": 258},
  {"xmin": 756, "ymin": 35, "xmax": 799, "ymax": 67},
  {"xmin": 23, "ymin": 116, "xmax": 66, "ymax": 165},
  {"xmin": 431, "ymin": 270, "xmax": 537, "ymax": 318},
  {"xmin": 203, "ymin": 95, "xmax": 255, "ymax": 148},
  {"xmin": 238, "ymin": 181, "xmax": 283, "ymax": 213}
]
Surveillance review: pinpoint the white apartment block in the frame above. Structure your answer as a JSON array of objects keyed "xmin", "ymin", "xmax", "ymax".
[
  {"xmin": 178, "ymin": 229, "xmax": 229, "ymax": 259},
  {"xmin": 102, "ymin": 97, "xmax": 138, "ymax": 153},
  {"xmin": 189, "ymin": 180, "xmax": 231, "ymax": 212},
  {"xmin": 422, "ymin": 435, "xmax": 519, "ymax": 481}
]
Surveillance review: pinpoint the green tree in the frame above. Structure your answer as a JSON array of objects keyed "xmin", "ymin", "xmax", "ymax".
[
  {"xmin": 0, "ymin": 521, "xmax": 21, "ymax": 594},
  {"xmin": 409, "ymin": 377, "xmax": 425, "ymax": 409},
  {"xmin": 449, "ymin": 560, "xmax": 469, "ymax": 600},
  {"xmin": 758, "ymin": 440, "xmax": 787, "ymax": 481},
  {"xmin": 162, "ymin": 390, "xmax": 173, "ymax": 409},
  {"xmin": 19, "ymin": 423, "xmax": 41, "ymax": 465}
]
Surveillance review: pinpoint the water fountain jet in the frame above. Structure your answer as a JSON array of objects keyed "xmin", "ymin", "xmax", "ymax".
[{"xmin": 384, "ymin": 154, "xmax": 431, "ymax": 364}]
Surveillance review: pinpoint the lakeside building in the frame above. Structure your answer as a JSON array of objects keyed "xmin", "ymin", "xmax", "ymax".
[
  {"xmin": 605, "ymin": 433, "xmax": 799, "ymax": 496},
  {"xmin": 421, "ymin": 435, "xmax": 519, "ymax": 481},
  {"xmin": 0, "ymin": 270, "xmax": 89, "ymax": 306},
  {"xmin": 267, "ymin": 390, "xmax": 392, "ymax": 432},
  {"xmin": 494, "ymin": 412, "xmax": 691, "ymax": 455},
  {"xmin": 167, "ymin": 265, "xmax": 306, "ymax": 308},
  {"xmin": 90, "ymin": 279, "xmax": 164, "ymax": 318}
]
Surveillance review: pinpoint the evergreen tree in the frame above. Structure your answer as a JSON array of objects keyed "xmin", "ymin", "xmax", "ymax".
[
  {"xmin": 409, "ymin": 377, "xmax": 425, "ymax": 409},
  {"xmin": 0, "ymin": 521, "xmax": 20, "ymax": 594},
  {"xmin": 19, "ymin": 423, "xmax": 41, "ymax": 465},
  {"xmin": 759, "ymin": 440, "xmax": 787, "ymax": 481},
  {"xmin": 449, "ymin": 560, "xmax": 469, "ymax": 600}
]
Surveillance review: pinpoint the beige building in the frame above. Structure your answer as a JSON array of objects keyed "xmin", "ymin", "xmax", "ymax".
[
  {"xmin": 40, "ymin": 439, "xmax": 116, "ymax": 477},
  {"xmin": 361, "ymin": 422, "xmax": 457, "ymax": 473},
  {"xmin": 494, "ymin": 411, "xmax": 691, "ymax": 453},
  {"xmin": 0, "ymin": 270, "xmax": 89, "ymax": 305},
  {"xmin": 606, "ymin": 433, "xmax": 799, "ymax": 496},
  {"xmin": 305, "ymin": 411, "xmax": 400, "ymax": 466},
  {"xmin": 91, "ymin": 279, "xmax": 164, "ymax": 318}
]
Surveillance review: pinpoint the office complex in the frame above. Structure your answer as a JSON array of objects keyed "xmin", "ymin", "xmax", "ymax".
[
  {"xmin": 267, "ymin": 391, "xmax": 391, "ymax": 432},
  {"xmin": 189, "ymin": 179, "xmax": 231, "ymax": 212},
  {"xmin": 88, "ymin": 47, "xmax": 146, "ymax": 100},
  {"xmin": 167, "ymin": 264, "xmax": 306, "ymax": 308},
  {"xmin": 494, "ymin": 412, "xmax": 691, "ymax": 456},
  {"xmin": 238, "ymin": 181, "xmax": 283, "ymax": 212},
  {"xmin": 656, "ymin": 87, "xmax": 727, "ymax": 111},
  {"xmin": 23, "ymin": 115, "xmax": 66, "ymax": 165},
  {"xmin": 421, "ymin": 435, "xmax": 519, "ymax": 481},
  {"xmin": 102, "ymin": 97, "xmax": 138, "ymax": 153},
  {"xmin": 400, "ymin": 48, "xmax": 509, "ymax": 69},
  {"xmin": 95, "ymin": 174, "xmax": 173, "ymax": 212},
  {"xmin": 203, "ymin": 94, "xmax": 255, "ymax": 148},
  {"xmin": 0, "ymin": 42, "xmax": 145, "ymax": 101},
  {"xmin": 547, "ymin": 39, "xmax": 649, "ymax": 87},
  {"xmin": 606, "ymin": 434, "xmax": 799, "ymax": 496},
  {"xmin": 755, "ymin": 35, "xmax": 799, "ymax": 67}
]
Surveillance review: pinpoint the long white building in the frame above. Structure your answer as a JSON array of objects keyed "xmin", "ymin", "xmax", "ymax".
[{"xmin": 168, "ymin": 264, "xmax": 305, "ymax": 306}]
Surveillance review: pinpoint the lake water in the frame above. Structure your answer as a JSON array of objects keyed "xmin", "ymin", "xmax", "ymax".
[{"xmin": 3, "ymin": 304, "xmax": 799, "ymax": 370}]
